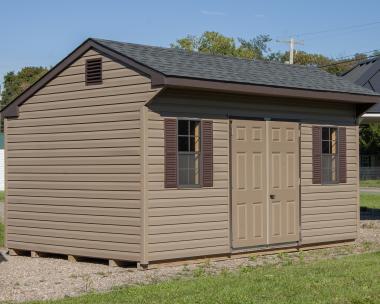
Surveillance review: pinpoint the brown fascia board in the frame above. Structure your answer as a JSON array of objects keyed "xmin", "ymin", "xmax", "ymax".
[
  {"xmin": 1, "ymin": 38, "xmax": 165, "ymax": 118},
  {"xmin": 151, "ymin": 76, "xmax": 380, "ymax": 105}
]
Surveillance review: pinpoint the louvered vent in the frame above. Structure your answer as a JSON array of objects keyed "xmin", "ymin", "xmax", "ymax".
[{"xmin": 85, "ymin": 58, "xmax": 102, "ymax": 85}]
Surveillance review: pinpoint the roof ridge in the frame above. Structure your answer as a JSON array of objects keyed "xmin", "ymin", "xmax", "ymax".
[{"xmin": 92, "ymin": 37, "xmax": 316, "ymax": 70}]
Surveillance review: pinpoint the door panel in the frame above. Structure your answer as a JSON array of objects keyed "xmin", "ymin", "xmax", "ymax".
[
  {"xmin": 268, "ymin": 121, "xmax": 299, "ymax": 244},
  {"xmin": 231, "ymin": 120, "xmax": 267, "ymax": 247},
  {"xmin": 231, "ymin": 120, "xmax": 299, "ymax": 249}
]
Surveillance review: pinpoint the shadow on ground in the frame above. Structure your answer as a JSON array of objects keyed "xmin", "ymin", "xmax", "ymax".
[{"xmin": 361, "ymin": 207, "xmax": 380, "ymax": 220}]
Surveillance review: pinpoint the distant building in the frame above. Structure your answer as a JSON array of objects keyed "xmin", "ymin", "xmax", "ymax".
[{"xmin": 342, "ymin": 56, "xmax": 380, "ymax": 179}]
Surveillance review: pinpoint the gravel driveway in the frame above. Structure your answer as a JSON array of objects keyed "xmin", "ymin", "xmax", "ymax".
[{"xmin": 1, "ymin": 220, "xmax": 379, "ymax": 303}]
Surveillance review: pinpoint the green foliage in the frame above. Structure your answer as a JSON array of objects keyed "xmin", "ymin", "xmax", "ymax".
[
  {"xmin": 28, "ymin": 252, "xmax": 380, "ymax": 304},
  {"xmin": 1, "ymin": 66, "xmax": 48, "ymax": 109},
  {"xmin": 171, "ymin": 31, "xmax": 271, "ymax": 60},
  {"xmin": 171, "ymin": 31, "xmax": 369, "ymax": 75},
  {"xmin": 360, "ymin": 123, "xmax": 380, "ymax": 155}
]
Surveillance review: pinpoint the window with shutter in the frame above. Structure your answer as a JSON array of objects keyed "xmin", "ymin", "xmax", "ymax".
[
  {"xmin": 313, "ymin": 126, "xmax": 347, "ymax": 184},
  {"xmin": 164, "ymin": 118, "xmax": 213, "ymax": 188}
]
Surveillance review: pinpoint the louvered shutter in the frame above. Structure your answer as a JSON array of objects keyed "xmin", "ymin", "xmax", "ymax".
[
  {"xmin": 338, "ymin": 127, "xmax": 347, "ymax": 183},
  {"xmin": 164, "ymin": 119, "xmax": 178, "ymax": 188},
  {"xmin": 202, "ymin": 120, "xmax": 213, "ymax": 187},
  {"xmin": 312, "ymin": 126, "xmax": 322, "ymax": 184}
]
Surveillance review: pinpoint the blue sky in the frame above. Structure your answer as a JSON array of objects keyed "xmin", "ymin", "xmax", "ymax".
[{"xmin": 1, "ymin": 0, "xmax": 380, "ymax": 84}]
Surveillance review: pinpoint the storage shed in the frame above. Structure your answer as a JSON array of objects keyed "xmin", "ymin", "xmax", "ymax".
[{"xmin": 2, "ymin": 38, "xmax": 380, "ymax": 267}]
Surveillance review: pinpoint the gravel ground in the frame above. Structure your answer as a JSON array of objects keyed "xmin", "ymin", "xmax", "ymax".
[{"xmin": 1, "ymin": 220, "xmax": 379, "ymax": 303}]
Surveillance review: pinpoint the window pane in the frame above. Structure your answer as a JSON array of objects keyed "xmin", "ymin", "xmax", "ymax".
[
  {"xmin": 178, "ymin": 120, "xmax": 189, "ymax": 135},
  {"xmin": 179, "ymin": 169, "xmax": 188, "ymax": 185},
  {"xmin": 322, "ymin": 141, "xmax": 330, "ymax": 154},
  {"xmin": 178, "ymin": 153, "xmax": 200, "ymax": 186},
  {"xmin": 179, "ymin": 154, "xmax": 189, "ymax": 185},
  {"xmin": 178, "ymin": 136, "xmax": 189, "ymax": 151},
  {"xmin": 189, "ymin": 136, "xmax": 201, "ymax": 152},
  {"xmin": 190, "ymin": 121, "xmax": 200, "ymax": 135},
  {"xmin": 179, "ymin": 153, "xmax": 188, "ymax": 170},
  {"xmin": 331, "ymin": 129, "xmax": 337, "ymax": 154},
  {"xmin": 322, "ymin": 128, "xmax": 330, "ymax": 140},
  {"xmin": 322, "ymin": 154, "xmax": 337, "ymax": 183}
]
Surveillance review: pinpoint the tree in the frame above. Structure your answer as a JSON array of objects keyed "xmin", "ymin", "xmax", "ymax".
[
  {"xmin": 1, "ymin": 66, "xmax": 48, "ymax": 131},
  {"xmin": 360, "ymin": 123, "xmax": 380, "ymax": 155},
  {"xmin": 171, "ymin": 31, "xmax": 271, "ymax": 60},
  {"xmin": 1, "ymin": 66, "xmax": 48, "ymax": 109},
  {"xmin": 171, "ymin": 31, "xmax": 368, "ymax": 75}
]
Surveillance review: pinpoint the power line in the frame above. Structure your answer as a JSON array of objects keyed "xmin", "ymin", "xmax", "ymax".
[
  {"xmin": 331, "ymin": 49, "xmax": 380, "ymax": 62},
  {"xmin": 293, "ymin": 20, "xmax": 380, "ymax": 38},
  {"xmin": 319, "ymin": 54, "xmax": 379, "ymax": 68}
]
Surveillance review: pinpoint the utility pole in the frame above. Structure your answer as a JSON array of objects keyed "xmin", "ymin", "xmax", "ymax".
[{"xmin": 276, "ymin": 37, "xmax": 304, "ymax": 64}]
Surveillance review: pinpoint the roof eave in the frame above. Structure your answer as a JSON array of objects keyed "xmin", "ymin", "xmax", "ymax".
[{"xmin": 153, "ymin": 76, "xmax": 380, "ymax": 104}]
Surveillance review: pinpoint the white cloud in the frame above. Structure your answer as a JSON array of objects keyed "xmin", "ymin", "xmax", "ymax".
[{"xmin": 201, "ymin": 10, "xmax": 226, "ymax": 16}]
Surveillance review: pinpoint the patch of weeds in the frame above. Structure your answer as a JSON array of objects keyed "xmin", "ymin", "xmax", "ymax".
[
  {"xmin": 248, "ymin": 255, "xmax": 257, "ymax": 263},
  {"xmin": 203, "ymin": 259, "xmax": 211, "ymax": 269},
  {"xmin": 239, "ymin": 265, "xmax": 253, "ymax": 273},
  {"xmin": 192, "ymin": 265, "xmax": 207, "ymax": 277},
  {"xmin": 220, "ymin": 267, "xmax": 230, "ymax": 276},
  {"xmin": 277, "ymin": 252, "xmax": 292, "ymax": 266},
  {"xmin": 298, "ymin": 250, "xmax": 305, "ymax": 264},
  {"xmin": 362, "ymin": 241, "xmax": 375, "ymax": 251},
  {"xmin": 181, "ymin": 265, "xmax": 190, "ymax": 273}
]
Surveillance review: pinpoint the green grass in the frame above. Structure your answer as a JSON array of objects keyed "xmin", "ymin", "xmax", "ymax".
[
  {"xmin": 28, "ymin": 252, "xmax": 380, "ymax": 304},
  {"xmin": 0, "ymin": 221, "xmax": 3, "ymax": 247},
  {"xmin": 360, "ymin": 179, "xmax": 380, "ymax": 188},
  {"xmin": 0, "ymin": 191, "xmax": 4, "ymax": 202},
  {"xmin": 361, "ymin": 193, "xmax": 380, "ymax": 209}
]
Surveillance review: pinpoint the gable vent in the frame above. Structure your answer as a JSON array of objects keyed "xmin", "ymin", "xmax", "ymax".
[{"xmin": 85, "ymin": 58, "xmax": 102, "ymax": 85}]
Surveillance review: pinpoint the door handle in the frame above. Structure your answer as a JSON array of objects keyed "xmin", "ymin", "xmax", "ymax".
[{"xmin": 270, "ymin": 194, "xmax": 275, "ymax": 199}]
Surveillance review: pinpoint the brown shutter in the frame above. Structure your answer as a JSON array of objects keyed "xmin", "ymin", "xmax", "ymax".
[
  {"xmin": 338, "ymin": 127, "xmax": 347, "ymax": 183},
  {"xmin": 312, "ymin": 126, "xmax": 322, "ymax": 184},
  {"xmin": 164, "ymin": 118, "xmax": 177, "ymax": 188},
  {"xmin": 202, "ymin": 120, "xmax": 213, "ymax": 187}
]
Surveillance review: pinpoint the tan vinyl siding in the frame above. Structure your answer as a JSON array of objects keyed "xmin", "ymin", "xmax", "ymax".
[
  {"xmin": 5, "ymin": 49, "xmax": 159, "ymax": 261},
  {"xmin": 145, "ymin": 89, "xmax": 358, "ymax": 261},
  {"xmin": 300, "ymin": 124, "xmax": 358, "ymax": 244},
  {"xmin": 146, "ymin": 111, "xmax": 230, "ymax": 261}
]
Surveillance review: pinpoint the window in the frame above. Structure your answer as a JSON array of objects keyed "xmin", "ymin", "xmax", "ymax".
[
  {"xmin": 178, "ymin": 120, "xmax": 201, "ymax": 186},
  {"xmin": 322, "ymin": 127, "xmax": 338, "ymax": 183}
]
